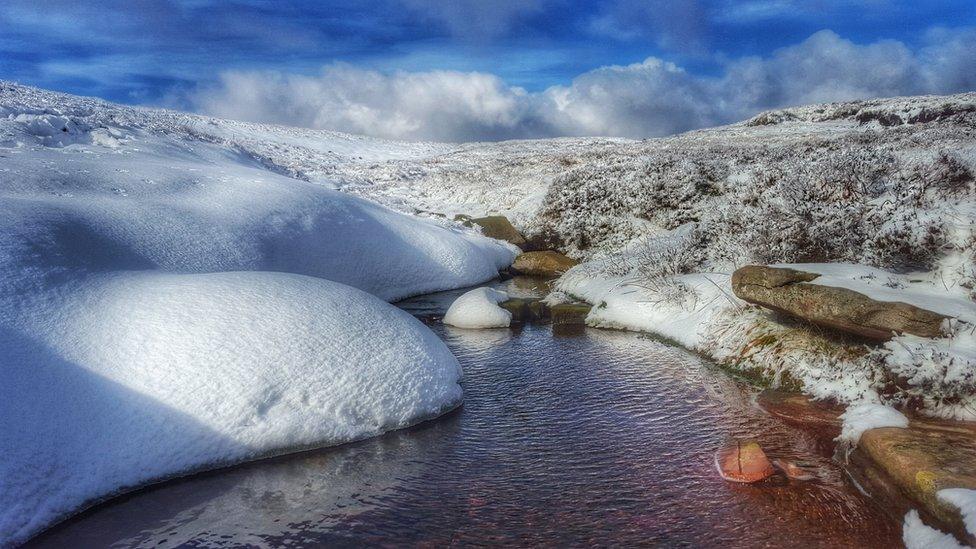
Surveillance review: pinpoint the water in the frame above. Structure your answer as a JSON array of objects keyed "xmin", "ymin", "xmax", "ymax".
[{"xmin": 31, "ymin": 279, "xmax": 901, "ymax": 548}]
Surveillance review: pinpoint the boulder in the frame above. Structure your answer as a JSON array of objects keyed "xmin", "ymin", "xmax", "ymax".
[
  {"xmin": 715, "ymin": 440, "xmax": 776, "ymax": 483},
  {"xmin": 731, "ymin": 265, "xmax": 948, "ymax": 340},
  {"xmin": 466, "ymin": 215, "xmax": 526, "ymax": 248},
  {"xmin": 511, "ymin": 251, "xmax": 578, "ymax": 277},
  {"xmin": 847, "ymin": 421, "xmax": 976, "ymax": 545}
]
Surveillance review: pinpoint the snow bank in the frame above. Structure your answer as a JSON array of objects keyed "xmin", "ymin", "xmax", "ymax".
[
  {"xmin": 443, "ymin": 287, "xmax": 512, "ymax": 329},
  {"xmin": 0, "ymin": 272, "xmax": 463, "ymax": 544},
  {"xmin": 903, "ymin": 511, "xmax": 965, "ymax": 549},
  {"xmin": 939, "ymin": 489, "xmax": 976, "ymax": 538},
  {"xmin": 837, "ymin": 404, "xmax": 909, "ymax": 444},
  {"xmin": 0, "ymin": 83, "xmax": 518, "ymax": 544}
]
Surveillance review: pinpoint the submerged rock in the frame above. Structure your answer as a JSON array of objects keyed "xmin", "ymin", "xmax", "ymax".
[
  {"xmin": 731, "ymin": 265, "xmax": 948, "ymax": 340},
  {"xmin": 758, "ymin": 390, "xmax": 844, "ymax": 431},
  {"xmin": 466, "ymin": 215, "xmax": 526, "ymax": 248},
  {"xmin": 511, "ymin": 251, "xmax": 578, "ymax": 277},
  {"xmin": 715, "ymin": 440, "xmax": 776, "ymax": 483}
]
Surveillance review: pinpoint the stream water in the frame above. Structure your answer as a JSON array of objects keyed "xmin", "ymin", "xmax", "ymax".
[{"xmin": 31, "ymin": 278, "xmax": 901, "ymax": 548}]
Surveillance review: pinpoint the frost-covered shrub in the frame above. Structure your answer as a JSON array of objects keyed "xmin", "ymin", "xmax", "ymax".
[{"xmin": 534, "ymin": 119, "xmax": 972, "ymax": 274}]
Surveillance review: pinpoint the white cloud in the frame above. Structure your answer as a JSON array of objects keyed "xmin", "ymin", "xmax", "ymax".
[{"xmin": 185, "ymin": 28, "xmax": 976, "ymax": 142}]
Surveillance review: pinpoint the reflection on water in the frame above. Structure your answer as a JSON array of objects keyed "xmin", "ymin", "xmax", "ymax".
[{"xmin": 31, "ymin": 280, "xmax": 900, "ymax": 548}]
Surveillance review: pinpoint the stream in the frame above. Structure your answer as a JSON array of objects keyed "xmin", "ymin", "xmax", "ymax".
[{"xmin": 31, "ymin": 277, "xmax": 901, "ymax": 548}]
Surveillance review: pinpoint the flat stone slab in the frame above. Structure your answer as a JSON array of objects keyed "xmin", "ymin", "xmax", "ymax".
[
  {"xmin": 848, "ymin": 421, "xmax": 976, "ymax": 545},
  {"xmin": 731, "ymin": 265, "xmax": 948, "ymax": 340}
]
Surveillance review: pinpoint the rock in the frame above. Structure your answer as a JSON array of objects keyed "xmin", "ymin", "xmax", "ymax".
[
  {"xmin": 467, "ymin": 215, "xmax": 526, "ymax": 248},
  {"xmin": 511, "ymin": 251, "xmax": 578, "ymax": 277},
  {"xmin": 715, "ymin": 440, "xmax": 776, "ymax": 483},
  {"xmin": 731, "ymin": 265, "xmax": 948, "ymax": 340},
  {"xmin": 527, "ymin": 300, "xmax": 550, "ymax": 323},
  {"xmin": 499, "ymin": 298, "xmax": 531, "ymax": 323},
  {"xmin": 846, "ymin": 421, "xmax": 976, "ymax": 545},
  {"xmin": 772, "ymin": 459, "xmax": 816, "ymax": 481},
  {"xmin": 758, "ymin": 390, "xmax": 843, "ymax": 430},
  {"xmin": 550, "ymin": 303, "xmax": 591, "ymax": 326}
]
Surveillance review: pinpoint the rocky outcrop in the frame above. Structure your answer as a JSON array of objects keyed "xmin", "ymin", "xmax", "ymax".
[
  {"xmin": 731, "ymin": 265, "xmax": 948, "ymax": 340},
  {"xmin": 463, "ymin": 215, "xmax": 526, "ymax": 248},
  {"xmin": 511, "ymin": 251, "xmax": 578, "ymax": 277},
  {"xmin": 847, "ymin": 421, "xmax": 976, "ymax": 546}
]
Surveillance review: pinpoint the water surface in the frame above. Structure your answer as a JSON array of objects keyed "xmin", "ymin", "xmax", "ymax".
[{"xmin": 31, "ymin": 279, "xmax": 901, "ymax": 548}]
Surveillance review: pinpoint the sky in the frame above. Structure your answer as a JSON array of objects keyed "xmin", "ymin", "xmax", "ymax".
[{"xmin": 1, "ymin": 0, "xmax": 975, "ymax": 141}]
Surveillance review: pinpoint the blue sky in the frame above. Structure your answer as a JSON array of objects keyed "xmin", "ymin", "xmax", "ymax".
[{"xmin": 2, "ymin": 1, "xmax": 975, "ymax": 140}]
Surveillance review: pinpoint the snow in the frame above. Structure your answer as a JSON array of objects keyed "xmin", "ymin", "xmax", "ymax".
[
  {"xmin": 903, "ymin": 511, "xmax": 965, "ymax": 549},
  {"xmin": 837, "ymin": 404, "xmax": 909, "ymax": 444},
  {"xmin": 0, "ymin": 82, "xmax": 518, "ymax": 545},
  {"xmin": 556, "ymin": 268, "xmax": 741, "ymax": 349},
  {"xmin": 443, "ymin": 287, "xmax": 512, "ymax": 329},
  {"xmin": 785, "ymin": 263, "xmax": 976, "ymax": 324},
  {"xmin": 939, "ymin": 489, "xmax": 976, "ymax": 538}
]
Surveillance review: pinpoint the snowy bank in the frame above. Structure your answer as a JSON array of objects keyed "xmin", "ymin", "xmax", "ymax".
[
  {"xmin": 0, "ymin": 83, "xmax": 517, "ymax": 544},
  {"xmin": 554, "ymin": 257, "xmax": 976, "ymax": 420}
]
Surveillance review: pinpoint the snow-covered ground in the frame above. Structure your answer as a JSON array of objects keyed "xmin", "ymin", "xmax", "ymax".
[{"xmin": 0, "ymin": 82, "xmax": 516, "ymax": 544}]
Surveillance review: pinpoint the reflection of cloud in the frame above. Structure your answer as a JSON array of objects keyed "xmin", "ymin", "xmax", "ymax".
[{"xmin": 186, "ymin": 28, "xmax": 976, "ymax": 141}]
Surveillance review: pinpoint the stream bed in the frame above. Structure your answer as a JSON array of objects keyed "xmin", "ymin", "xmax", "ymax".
[{"xmin": 31, "ymin": 278, "xmax": 901, "ymax": 548}]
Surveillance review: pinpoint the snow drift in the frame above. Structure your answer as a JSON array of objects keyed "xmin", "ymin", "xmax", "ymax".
[
  {"xmin": 0, "ymin": 82, "xmax": 516, "ymax": 544},
  {"xmin": 443, "ymin": 287, "xmax": 512, "ymax": 329}
]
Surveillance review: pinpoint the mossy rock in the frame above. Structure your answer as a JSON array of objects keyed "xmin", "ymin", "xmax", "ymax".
[
  {"xmin": 500, "ymin": 298, "xmax": 531, "ymax": 323},
  {"xmin": 528, "ymin": 300, "xmax": 551, "ymax": 323},
  {"xmin": 500, "ymin": 298, "xmax": 551, "ymax": 324},
  {"xmin": 551, "ymin": 303, "xmax": 591, "ymax": 326}
]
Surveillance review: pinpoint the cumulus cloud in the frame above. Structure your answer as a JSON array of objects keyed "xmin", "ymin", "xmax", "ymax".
[{"xmin": 186, "ymin": 29, "xmax": 976, "ymax": 142}]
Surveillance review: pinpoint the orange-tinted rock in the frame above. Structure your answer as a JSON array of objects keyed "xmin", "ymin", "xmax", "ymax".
[{"xmin": 715, "ymin": 440, "xmax": 776, "ymax": 483}]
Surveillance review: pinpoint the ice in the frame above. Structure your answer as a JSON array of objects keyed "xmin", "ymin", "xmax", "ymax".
[
  {"xmin": 443, "ymin": 287, "xmax": 512, "ymax": 329},
  {"xmin": 837, "ymin": 404, "xmax": 909, "ymax": 444}
]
